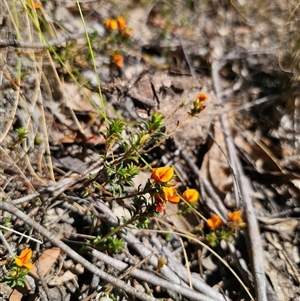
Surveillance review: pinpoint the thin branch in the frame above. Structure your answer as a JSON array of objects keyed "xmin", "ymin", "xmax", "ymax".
[
  {"xmin": 0, "ymin": 230, "xmax": 14, "ymax": 256},
  {"xmin": 11, "ymin": 193, "xmax": 39, "ymax": 205},
  {"xmin": 211, "ymin": 59, "xmax": 267, "ymax": 301},
  {"xmin": 126, "ymin": 90, "xmax": 157, "ymax": 108}
]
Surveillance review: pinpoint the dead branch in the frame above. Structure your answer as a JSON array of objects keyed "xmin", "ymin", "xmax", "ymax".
[{"xmin": 211, "ymin": 59, "xmax": 268, "ymax": 301}]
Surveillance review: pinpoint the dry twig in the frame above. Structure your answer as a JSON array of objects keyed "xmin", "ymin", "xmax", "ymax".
[{"xmin": 212, "ymin": 59, "xmax": 268, "ymax": 301}]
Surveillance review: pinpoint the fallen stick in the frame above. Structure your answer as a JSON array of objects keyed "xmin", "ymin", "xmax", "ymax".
[{"xmin": 211, "ymin": 59, "xmax": 268, "ymax": 301}]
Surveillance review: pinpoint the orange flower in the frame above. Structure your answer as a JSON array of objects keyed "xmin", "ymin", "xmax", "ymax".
[
  {"xmin": 117, "ymin": 17, "xmax": 126, "ymax": 32},
  {"xmin": 228, "ymin": 210, "xmax": 242, "ymax": 222},
  {"xmin": 191, "ymin": 92, "xmax": 208, "ymax": 115},
  {"xmin": 206, "ymin": 215, "xmax": 224, "ymax": 230},
  {"xmin": 183, "ymin": 189, "xmax": 199, "ymax": 203},
  {"xmin": 34, "ymin": 3, "xmax": 41, "ymax": 8},
  {"xmin": 112, "ymin": 53, "xmax": 124, "ymax": 68},
  {"xmin": 28, "ymin": 0, "xmax": 41, "ymax": 8},
  {"xmin": 155, "ymin": 186, "xmax": 180, "ymax": 206},
  {"xmin": 163, "ymin": 187, "xmax": 180, "ymax": 204},
  {"xmin": 197, "ymin": 92, "xmax": 209, "ymax": 102},
  {"xmin": 105, "ymin": 19, "xmax": 118, "ymax": 30},
  {"xmin": 15, "ymin": 248, "xmax": 34, "ymax": 270},
  {"xmin": 151, "ymin": 166, "xmax": 174, "ymax": 183},
  {"xmin": 228, "ymin": 210, "xmax": 246, "ymax": 228}
]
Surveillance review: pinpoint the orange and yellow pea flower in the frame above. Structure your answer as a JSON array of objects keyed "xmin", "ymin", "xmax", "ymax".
[
  {"xmin": 105, "ymin": 17, "xmax": 127, "ymax": 32},
  {"xmin": 183, "ymin": 189, "xmax": 199, "ymax": 203},
  {"xmin": 228, "ymin": 210, "xmax": 242, "ymax": 222},
  {"xmin": 14, "ymin": 248, "xmax": 34, "ymax": 270},
  {"xmin": 112, "ymin": 53, "xmax": 124, "ymax": 68},
  {"xmin": 27, "ymin": 0, "xmax": 41, "ymax": 9},
  {"xmin": 151, "ymin": 166, "xmax": 174, "ymax": 183},
  {"xmin": 228, "ymin": 210, "xmax": 246, "ymax": 228},
  {"xmin": 162, "ymin": 187, "xmax": 180, "ymax": 204},
  {"xmin": 197, "ymin": 92, "xmax": 209, "ymax": 102},
  {"xmin": 191, "ymin": 92, "xmax": 209, "ymax": 114},
  {"xmin": 34, "ymin": 2, "xmax": 41, "ymax": 9},
  {"xmin": 155, "ymin": 187, "xmax": 180, "ymax": 204},
  {"xmin": 206, "ymin": 215, "xmax": 224, "ymax": 230},
  {"xmin": 105, "ymin": 19, "xmax": 118, "ymax": 30},
  {"xmin": 117, "ymin": 17, "xmax": 126, "ymax": 32}
]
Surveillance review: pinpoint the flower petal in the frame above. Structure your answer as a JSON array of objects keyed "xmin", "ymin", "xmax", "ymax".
[
  {"xmin": 117, "ymin": 17, "xmax": 126, "ymax": 31},
  {"xmin": 163, "ymin": 187, "xmax": 180, "ymax": 204},
  {"xmin": 23, "ymin": 262, "xmax": 34, "ymax": 270},
  {"xmin": 105, "ymin": 19, "xmax": 118, "ymax": 30},
  {"xmin": 228, "ymin": 210, "xmax": 242, "ymax": 222},
  {"xmin": 183, "ymin": 189, "xmax": 199, "ymax": 203},
  {"xmin": 14, "ymin": 248, "xmax": 33, "ymax": 268},
  {"xmin": 228, "ymin": 210, "xmax": 246, "ymax": 228},
  {"xmin": 15, "ymin": 256, "xmax": 23, "ymax": 267},
  {"xmin": 151, "ymin": 166, "xmax": 174, "ymax": 183},
  {"xmin": 197, "ymin": 92, "xmax": 208, "ymax": 102},
  {"xmin": 20, "ymin": 248, "xmax": 32, "ymax": 263},
  {"xmin": 206, "ymin": 215, "xmax": 224, "ymax": 230},
  {"xmin": 167, "ymin": 195, "xmax": 180, "ymax": 204},
  {"xmin": 112, "ymin": 53, "xmax": 124, "ymax": 68}
]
